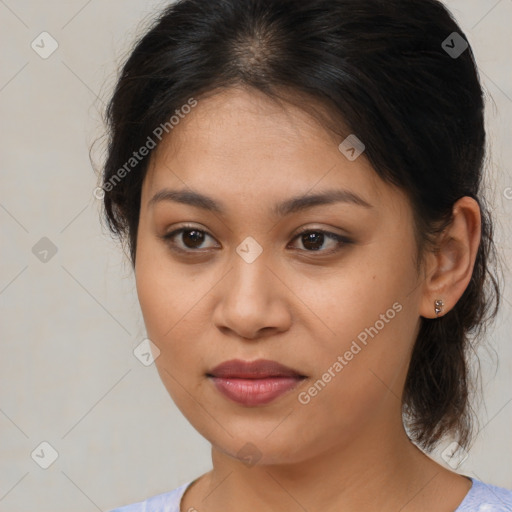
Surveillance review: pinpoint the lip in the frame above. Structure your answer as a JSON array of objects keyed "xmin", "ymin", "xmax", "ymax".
[{"xmin": 207, "ymin": 359, "xmax": 306, "ymax": 406}]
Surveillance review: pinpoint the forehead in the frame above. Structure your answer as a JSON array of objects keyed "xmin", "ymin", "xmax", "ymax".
[{"xmin": 142, "ymin": 87, "xmax": 402, "ymax": 215}]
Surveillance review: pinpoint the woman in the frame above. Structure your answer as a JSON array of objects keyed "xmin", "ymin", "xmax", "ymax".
[{"xmin": 101, "ymin": 0, "xmax": 511, "ymax": 510}]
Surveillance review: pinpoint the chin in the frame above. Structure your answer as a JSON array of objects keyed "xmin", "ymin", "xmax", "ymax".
[{"xmin": 199, "ymin": 418, "xmax": 322, "ymax": 467}]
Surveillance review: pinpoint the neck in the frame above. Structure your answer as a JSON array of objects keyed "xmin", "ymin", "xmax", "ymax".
[{"xmin": 196, "ymin": 416, "xmax": 450, "ymax": 512}]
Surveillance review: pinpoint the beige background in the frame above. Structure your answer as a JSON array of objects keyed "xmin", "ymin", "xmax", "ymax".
[{"xmin": 0, "ymin": 1, "xmax": 511, "ymax": 511}]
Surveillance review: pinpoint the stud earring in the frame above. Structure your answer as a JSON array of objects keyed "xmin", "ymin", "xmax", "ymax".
[{"xmin": 434, "ymin": 299, "xmax": 444, "ymax": 317}]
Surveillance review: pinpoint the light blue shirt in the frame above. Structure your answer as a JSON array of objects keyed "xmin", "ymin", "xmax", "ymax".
[{"xmin": 108, "ymin": 477, "xmax": 512, "ymax": 512}]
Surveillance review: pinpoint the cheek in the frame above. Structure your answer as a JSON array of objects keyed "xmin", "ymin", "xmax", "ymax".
[
  {"xmin": 297, "ymin": 254, "xmax": 419, "ymax": 408},
  {"xmin": 135, "ymin": 231, "xmax": 198, "ymax": 338},
  {"xmin": 134, "ymin": 243, "xmax": 215, "ymax": 384},
  {"xmin": 136, "ymin": 269, "xmax": 202, "ymax": 359},
  {"xmin": 293, "ymin": 305, "xmax": 416, "ymax": 452},
  {"xmin": 135, "ymin": 262, "xmax": 210, "ymax": 422},
  {"xmin": 301, "ymin": 255, "xmax": 415, "ymax": 349}
]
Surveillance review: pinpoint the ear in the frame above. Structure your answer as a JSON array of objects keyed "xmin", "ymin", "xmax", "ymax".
[{"xmin": 419, "ymin": 196, "xmax": 481, "ymax": 319}]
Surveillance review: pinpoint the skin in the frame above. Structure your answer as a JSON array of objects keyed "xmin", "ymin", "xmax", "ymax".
[{"xmin": 134, "ymin": 86, "xmax": 481, "ymax": 512}]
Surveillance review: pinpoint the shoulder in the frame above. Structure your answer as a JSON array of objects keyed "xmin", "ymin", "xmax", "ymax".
[
  {"xmin": 456, "ymin": 478, "xmax": 512, "ymax": 511},
  {"xmin": 106, "ymin": 480, "xmax": 192, "ymax": 512}
]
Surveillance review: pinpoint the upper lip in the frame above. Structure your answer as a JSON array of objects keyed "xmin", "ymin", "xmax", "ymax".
[{"xmin": 207, "ymin": 359, "xmax": 306, "ymax": 379}]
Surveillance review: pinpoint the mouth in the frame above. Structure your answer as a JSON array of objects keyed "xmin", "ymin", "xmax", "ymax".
[{"xmin": 206, "ymin": 359, "xmax": 307, "ymax": 406}]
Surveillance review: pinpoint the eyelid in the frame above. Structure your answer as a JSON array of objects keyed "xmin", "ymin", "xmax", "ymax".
[{"xmin": 292, "ymin": 224, "xmax": 347, "ymax": 238}]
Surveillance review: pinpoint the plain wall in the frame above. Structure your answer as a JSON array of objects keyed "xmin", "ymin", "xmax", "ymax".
[{"xmin": 0, "ymin": 1, "xmax": 511, "ymax": 511}]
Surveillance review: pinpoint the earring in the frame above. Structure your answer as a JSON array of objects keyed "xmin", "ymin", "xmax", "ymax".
[{"xmin": 434, "ymin": 299, "xmax": 444, "ymax": 317}]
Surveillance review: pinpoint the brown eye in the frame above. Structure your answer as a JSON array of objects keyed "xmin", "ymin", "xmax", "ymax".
[
  {"xmin": 289, "ymin": 229, "xmax": 351, "ymax": 255},
  {"xmin": 180, "ymin": 229, "xmax": 206, "ymax": 249},
  {"xmin": 161, "ymin": 227, "xmax": 219, "ymax": 252},
  {"xmin": 300, "ymin": 232, "xmax": 326, "ymax": 251}
]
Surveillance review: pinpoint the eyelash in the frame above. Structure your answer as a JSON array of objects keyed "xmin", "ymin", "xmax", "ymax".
[{"xmin": 160, "ymin": 224, "xmax": 352, "ymax": 256}]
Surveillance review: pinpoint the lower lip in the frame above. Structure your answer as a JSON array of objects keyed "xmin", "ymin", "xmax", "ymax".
[{"xmin": 209, "ymin": 376, "xmax": 304, "ymax": 406}]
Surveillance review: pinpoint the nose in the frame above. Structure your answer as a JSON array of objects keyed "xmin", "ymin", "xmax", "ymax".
[{"xmin": 212, "ymin": 256, "xmax": 292, "ymax": 340}]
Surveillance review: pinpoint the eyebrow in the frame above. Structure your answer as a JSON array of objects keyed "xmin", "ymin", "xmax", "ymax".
[{"xmin": 148, "ymin": 187, "xmax": 373, "ymax": 216}]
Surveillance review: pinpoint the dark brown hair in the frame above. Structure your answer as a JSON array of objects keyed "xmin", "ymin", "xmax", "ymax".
[{"xmin": 98, "ymin": 0, "xmax": 501, "ymax": 451}]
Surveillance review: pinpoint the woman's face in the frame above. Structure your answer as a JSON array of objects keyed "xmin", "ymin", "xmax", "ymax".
[{"xmin": 135, "ymin": 87, "xmax": 425, "ymax": 465}]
